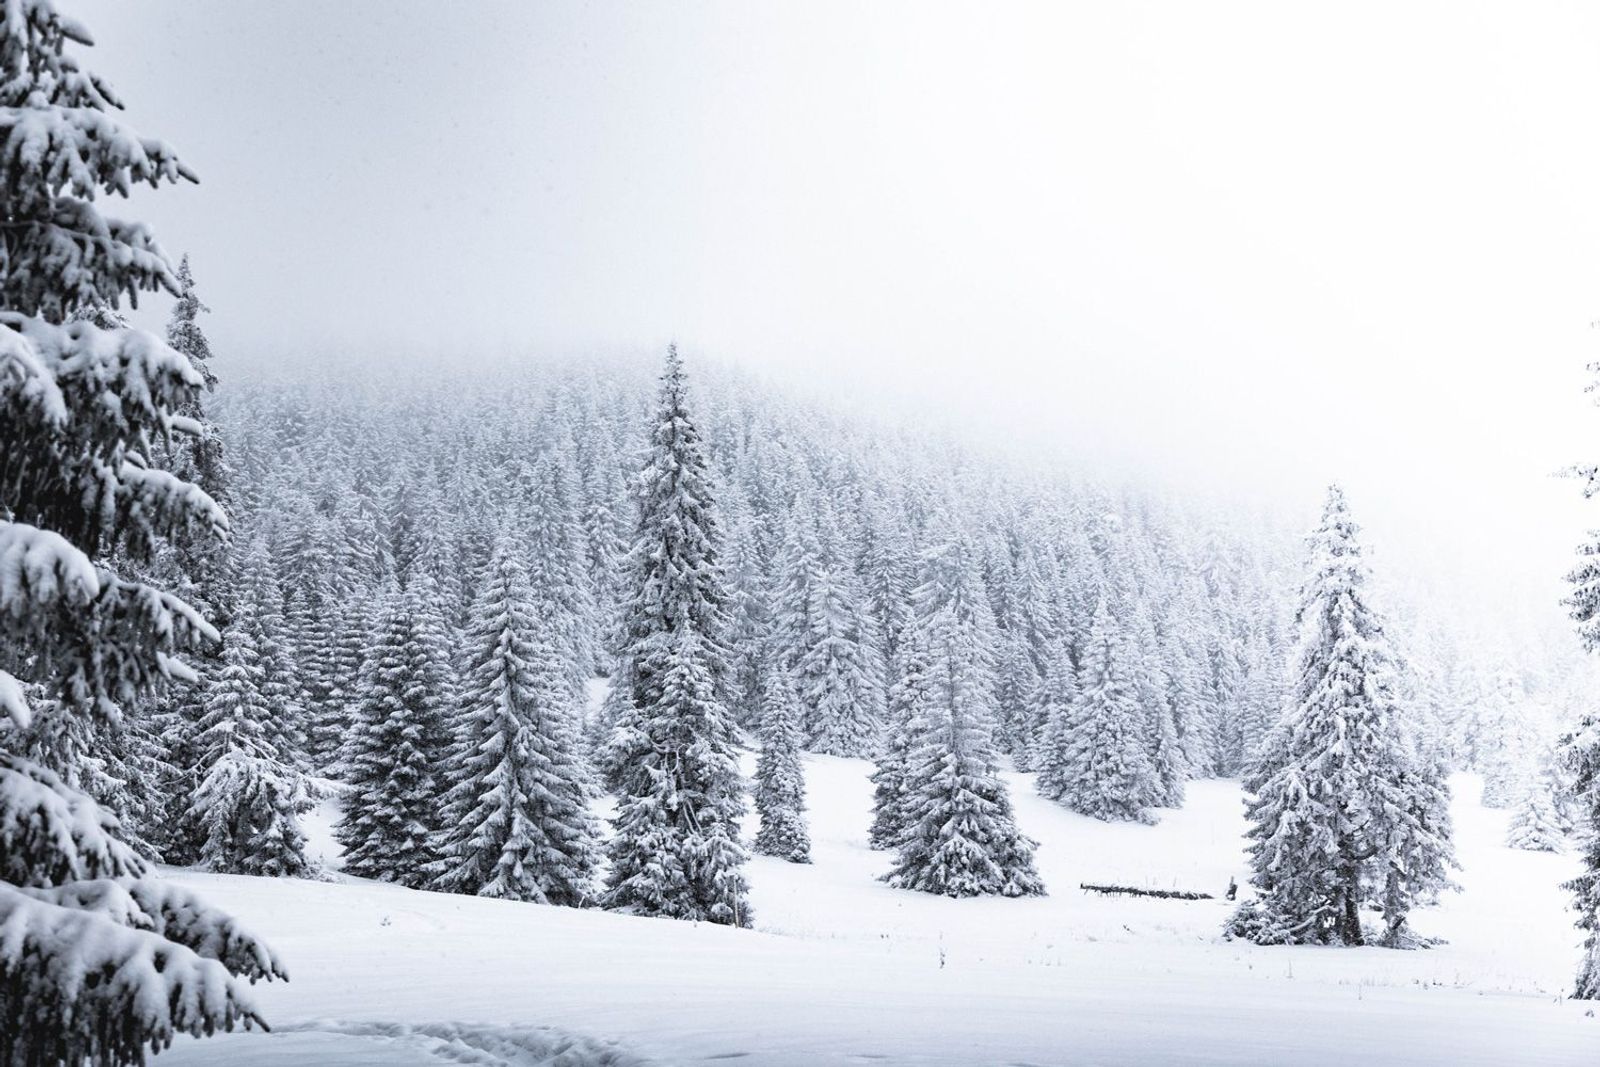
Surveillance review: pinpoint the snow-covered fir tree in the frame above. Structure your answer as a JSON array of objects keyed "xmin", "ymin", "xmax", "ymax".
[
  {"xmin": 1506, "ymin": 776, "xmax": 1566, "ymax": 853},
  {"xmin": 604, "ymin": 347, "xmax": 752, "ymax": 926},
  {"xmin": 753, "ymin": 669, "xmax": 811, "ymax": 863},
  {"xmin": 724, "ymin": 505, "xmax": 773, "ymax": 727},
  {"xmin": 335, "ymin": 579, "xmax": 455, "ymax": 887},
  {"xmin": 435, "ymin": 541, "xmax": 600, "ymax": 904},
  {"xmin": 1232, "ymin": 486, "xmax": 1454, "ymax": 947},
  {"xmin": 324, "ymin": 589, "xmax": 374, "ymax": 768},
  {"xmin": 288, "ymin": 566, "xmax": 342, "ymax": 768},
  {"xmin": 1561, "ymin": 709, "xmax": 1600, "ymax": 998},
  {"xmin": 1562, "ymin": 434, "xmax": 1600, "ymax": 995},
  {"xmin": 1036, "ymin": 596, "xmax": 1157, "ymax": 823},
  {"xmin": 861, "ymin": 497, "xmax": 917, "ymax": 681},
  {"xmin": 186, "ymin": 556, "xmax": 307, "ymax": 877},
  {"xmin": 886, "ymin": 538, "xmax": 1044, "ymax": 898},
  {"xmin": 191, "ymin": 750, "xmax": 309, "ymax": 878},
  {"xmin": 147, "ymin": 253, "xmax": 232, "ymax": 858},
  {"xmin": 869, "ymin": 631, "xmax": 935, "ymax": 852},
  {"xmin": 1374, "ymin": 753, "xmax": 1458, "ymax": 945},
  {"xmin": 522, "ymin": 453, "xmax": 599, "ymax": 700},
  {"xmin": 1476, "ymin": 672, "xmax": 1535, "ymax": 809},
  {"xmin": 0, "ymin": 3, "xmax": 284, "ymax": 1058},
  {"xmin": 793, "ymin": 498, "xmax": 884, "ymax": 756},
  {"xmin": 232, "ymin": 535, "xmax": 305, "ymax": 765}
]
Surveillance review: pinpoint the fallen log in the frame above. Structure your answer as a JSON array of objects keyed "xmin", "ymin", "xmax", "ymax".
[{"xmin": 1078, "ymin": 882, "xmax": 1214, "ymax": 901}]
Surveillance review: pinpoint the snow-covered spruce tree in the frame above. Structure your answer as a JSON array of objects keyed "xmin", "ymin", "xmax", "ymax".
[
  {"xmin": 798, "ymin": 555, "xmax": 884, "ymax": 756},
  {"xmin": 886, "ymin": 538, "xmax": 1044, "ymax": 898},
  {"xmin": 186, "ymin": 568, "xmax": 307, "ymax": 877},
  {"xmin": 1561, "ymin": 710, "xmax": 1600, "ymax": 998},
  {"xmin": 1036, "ymin": 596, "xmax": 1157, "ymax": 823},
  {"xmin": 724, "ymin": 506, "xmax": 772, "ymax": 727},
  {"xmin": 288, "ymin": 571, "xmax": 341, "ymax": 768},
  {"xmin": 146, "ymin": 254, "xmax": 231, "ymax": 856},
  {"xmin": 435, "ymin": 540, "xmax": 600, "ymax": 904},
  {"xmin": 604, "ymin": 346, "xmax": 752, "ymax": 926},
  {"xmin": 753, "ymin": 669, "xmax": 811, "ymax": 863},
  {"xmin": 1131, "ymin": 606, "xmax": 1185, "ymax": 809},
  {"xmin": 335, "ymin": 579, "xmax": 455, "ymax": 887},
  {"xmin": 1202, "ymin": 636, "xmax": 1246, "ymax": 776},
  {"xmin": 192, "ymin": 751, "xmax": 308, "ymax": 879},
  {"xmin": 232, "ymin": 534, "xmax": 305, "ymax": 765},
  {"xmin": 1561, "ymin": 429, "xmax": 1600, "ymax": 995},
  {"xmin": 522, "ymin": 452, "xmax": 599, "ymax": 701},
  {"xmin": 0, "ymin": 3, "xmax": 285, "ymax": 1058},
  {"xmin": 869, "ymin": 630, "xmax": 934, "ymax": 851},
  {"xmin": 1476, "ymin": 672, "xmax": 1534, "ymax": 809},
  {"xmin": 324, "ymin": 587, "xmax": 374, "ymax": 769},
  {"xmin": 17, "ymin": 286, "xmax": 173, "ymax": 854},
  {"xmin": 1231, "ymin": 486, "xmax": 1453, "ymax": 947},
  {"xmin": 1235, "ymin": 623, "xmax": 1282, "ymax": 775},
  {"xmin": 770, "ymin": 493, "xmax": 820, "ymax": 672},
  {"xmin": 1506, "ymin": 776, "xmax": 1566, "ymax": 853},
  {"xmin": 994, "ymin": 632, "xmax": 1042, "ymax": 769},
  {"xmin": 580, "ymin": 455, "xmax": 629, "ymax": 677},
  {"xmin": 1373, "ymin": 753, "xmax": 1458, "ymax": 945},
  {"xmin": 1026, "ymin": 646, "xmax": 1077, "ymax": 785},
  {"xmin": 162, "ymin": 254, "xmax": 226, "ymax": 500},
  {"xmin": 860, "ymin": 497, "xmax": 916, "ymax": 681},
  {"xmin": 794, "ymin": 499, "xmax": 884, "ymax": 757}
]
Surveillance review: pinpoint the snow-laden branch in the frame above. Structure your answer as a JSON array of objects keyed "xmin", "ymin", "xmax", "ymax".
[
  {"xmin": 0, "ymin": 884, "xmax": 271, "ymax": 1065},
  {"xmin": 0, "ymin": 755, "xmax": 146, "ymax": 889}
]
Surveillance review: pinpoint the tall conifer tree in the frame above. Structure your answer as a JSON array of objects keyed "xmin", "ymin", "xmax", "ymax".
[
  {"xmin": 1234, "ymin": 487, "xmax": 1454, "ymax": 946},
  {"xmin": 604, "ymin": 347, "xmax": 751, "ymax": 926},
  {"xmin": 0, "ymin": 5, "xmax": 284, "ymax": 1057},
  {"xmin": 336, "ymin": 580, "xmax": 455, "ymax": 887},
  {"xmin": 1036, "ymin": 597, "xmax": 1156, "ymax": 823},
  {"xmin": 753, "ymin": 669, "xmax": 811, "ymax": 863},
  {"xmin": 436, "ymin": 542, "xmax": 599, "ymax": 903},
  {"xmin": 887, "ymin": 539, "xmax": 1044, "ymax": 898}
]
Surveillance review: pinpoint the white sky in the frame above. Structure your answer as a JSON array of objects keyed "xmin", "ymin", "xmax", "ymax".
[{"xmin": 72, "ymin": 0, "xmax": 1600, "ymax": 631}]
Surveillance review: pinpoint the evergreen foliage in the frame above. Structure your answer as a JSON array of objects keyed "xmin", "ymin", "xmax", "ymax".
[
  {"xmin": 869, "ymin": 632, "xmax": 934, "ymax": 852},
  {"xmin": 1563, "ymin": 712, "xmax": 1600, "ymax": 998},
  {"xmin": 1232, "ymin": 487, "xmax": 1455, "ymax": 947},
  {"xmin": 604, "ymin": 347, "xmax": 752, "ymax": 926},
  {"xmin": 1505, "ymin": 776, "xmax": 1566, "ymax": 853},
  {"xmin": 335, "ymin": 580, "xmax": 455, "ymax": 888},
  {"xmin": 1036, "ymin": 597, "xmax": 1156, "ymax": 823},
  {"xmin": 0, "ymin": 4, "xmax": 281, "ymax": 1058},
  {"xmin": 886, "ymin": 539, "xmax": 1044, "ymax": 898},
  {"xmin": 753, "ymin": 669, "xmax": 811, "ymax": 863},
  {"xmin": 435, "ymin": 542, "xmax": 600, "ymax": 904}
]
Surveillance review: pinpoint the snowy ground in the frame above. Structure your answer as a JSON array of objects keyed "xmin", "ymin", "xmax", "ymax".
[{"xmin": 159, "ymin": 759, "xmax": 1599, "ymax": 1066}]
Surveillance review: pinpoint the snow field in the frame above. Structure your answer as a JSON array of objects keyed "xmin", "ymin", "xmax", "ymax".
[{"xmin": 159, "ymin": 758, "xmax": 1598, "ymax": 1066}]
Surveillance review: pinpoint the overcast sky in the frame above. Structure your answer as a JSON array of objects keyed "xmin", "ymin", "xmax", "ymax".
[{"xmin": 73, "ymin": 0, "xmax": 1600, "ymax": 628}]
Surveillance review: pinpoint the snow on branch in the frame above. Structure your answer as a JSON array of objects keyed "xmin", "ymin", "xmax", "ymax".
[
  {"xmin": 0, "ymin": 754, "xmax": 147, "ymax": 889},
  {"xmin": 15, "ymin": 878, "xmax": 286, "ymax": 983},
  {"xmin": 0, "ymin": 883, "xmax": 270, "ymax": 1065},
  {"xmin": 0, "ymin": 322, "xmax": 65, "ymax": 423},
  {"xmin": 0, "ymin": 199, "xmax": 181, "ymax": 318},
  {"xmin": 0, "ymin": 105, "xmax": 196, "ymax": 204},
  {"xmin": 0, "ymin": 670, "xmax": 27, "ymax": 729},
  {"xmin": 2, "ymin": 315, "xmax": 222, "ymax": 552},
  {"xmin": 0, "ymin": 521, "xmax": 100, "ymax": 621}
]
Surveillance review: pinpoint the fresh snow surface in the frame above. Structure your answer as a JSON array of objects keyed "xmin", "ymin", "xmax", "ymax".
[{"xmin": 158, "ymin": 759, "xmax": 1598, "ymax": 1066}]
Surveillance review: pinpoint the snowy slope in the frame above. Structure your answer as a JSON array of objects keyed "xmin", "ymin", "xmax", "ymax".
[{"xmin": 158, "ymin": 759, "xmax": 1599, "ymax": 1066}]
